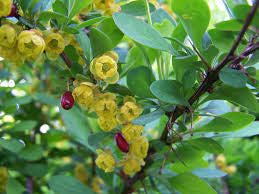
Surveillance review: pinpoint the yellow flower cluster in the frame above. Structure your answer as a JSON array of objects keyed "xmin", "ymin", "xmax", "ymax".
[
  {"xmin": 0, "ymin": 25, "xmax": 88, "ymax": 66},
  {"xmin": 90, "ymin": 51, "xmax": 119, "ymax": 84},
  {"xmin": 93, "ymin": 95, "xmax": 148, "ymax": 175},
  {"xmin": 0, "ymin": 24, "xmax": 44, "ymax": 64},
  {"xmin": 0, "ymin": 0, "xmax": 12, "ymax": 18},
  {"xmin": 0, "ymin": 167, "xmax": 8, "ymax": 193},
  {"xmin": 95, "ymin": 149, "xmax": 116, "ymax": 172},
  {"xmin": 216, "ymin": 154, "xmax": 237, "ymax": 175},
  {"xmin": 74, "ymin": 163, "xmax": 89, "ymax": 185},
  {"xmin": 94, "ymin": 0, "xmax": 120, "ymax": 16},
  {"xmin": 44, "ymin": 31, "xmax": 65, "ymax": 61}
]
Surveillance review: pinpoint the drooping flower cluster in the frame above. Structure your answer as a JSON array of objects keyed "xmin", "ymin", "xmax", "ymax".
[
  {"xmin": 0, "ymin": 24, "xmax": 45, "ymax": 64},
  {"xmin": 0, "ymin": 167, "xmax": 8, "ymax": 193},
  {"xmin": 0, "ymin": 24, "xmax": 88, "ymax": 65}
]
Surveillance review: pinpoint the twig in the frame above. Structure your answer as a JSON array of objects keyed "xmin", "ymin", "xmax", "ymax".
[
  {"xmin": 60, "ymin": 52, "xmax": 72, "ymax": 68},
  {"xmin": 189, "ymin": 41, "xmax": 211, "ymax": 70},
  {"xmin": 215, "ymin": 0, "xmax": 259, "ymax": 72}
]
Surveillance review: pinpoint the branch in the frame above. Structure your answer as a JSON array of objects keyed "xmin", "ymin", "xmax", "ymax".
[
  {"xmin": 189, "ymin": 41, "xmax": 211, "ymax": 70},
  {"xmin": 160, "ymin": 1, "xmax": 259, "ymax": 141},
  {"xmin": 60, "ymin": 51, "xmax": 72, "ymax": 68},
  {"xmin": 215, "ymin": 0, "xmax": 259, "ymax": 73}
]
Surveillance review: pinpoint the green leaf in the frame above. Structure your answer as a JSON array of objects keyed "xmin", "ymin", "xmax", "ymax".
[
  {"xmin": 12, "ymin": 120, "xmax": 37, "ymax": 132},
  {"xmin": 89, "ymin": 28, "xmax": 113, "ymax": 57},
  {"xmin": 22, "ymin": 164, "xmax": 48, "ymax": 178},
  {"xmin": 121, "ymin": 46, "xmax": 146, "ymax": 77},
  {"xmin": 17, "ymin": 0, "xmax": 32, "ymax": 15},
  {"xmin": 205, "ymin": 84, "xmax": 259, "ymax": 112},
  {"xmin": 154, "ymin": 19, "xmax": 175, "ymax": 37},
  {"xmin": 215, "ymin": 121, "xmax": 259, "ymax": 138},
  {"xmin": 245, "ymin": 50, "xmax": 259, "ymax": 66},
  {"xmin": 171, "ymin": 0, "xmax": 210, "ymax": 50},
  {"xmin": 171, "ymin": 22, "xmax": 187, "ymax": 50},
  {"xmin": 76, "ymin": 16, "xmax": 108, "ymax": 29},
  {"xmin": 6, "ymin": 178, "xmax": 25, "ymax": 194},
  {"xmin": 151, "ymin": 8, "xmax": 177, "ymax": 26},
  {"xmin": 187, "ymin": 137, "xmax": 224, "ymax": 154},
  {"xmin": 75, "ymin": 31, "xmax": 92, "ymax": 61},
  {"xmin": 196, "ymin": 112, "xmax": 255, "ymax": 132},
  {"xmin": 132, "ymin": 109, "xmax": 165, "ymax": 125},
  {"xmin": 97, "ymin": 18, "xmax": 124, "ymax": 48},
  {"xmin": 127, "ymin": 66, "xmax": 156, "ymax": 98},
  {"xmin": 182, "ymin": 69, "xmax": 197, "ymax": 91},
  {"xmin": 219, "ymin": 68, "xmax": 248, "ymax": 88},
  {"xmin": 214, "ymin": 19, "xmax": 243, "ymax": 31},
  {"xmin": 37, "ymin": 11, "xmax": 68, "ymax": 26},
  {"xmin": 5, "ymin": 96, "xmax": 32, "ymax": 107},
  {"xmin": 19, "ymin": 145, "xmax": 43, "ymax": 161},
  {"xmin": 170, "ymin": 173, "xmax": 217, "ymax": 194},
  {"xmin": 150, "ymin": 80, "xmax": 189, "ymax": 106},
  {"xmin": 104, "ymin": 84, "xmax": 133, "ymax": 96},
  {"xmin": 208, "ymin": 29, "xmax": 235, "ymax": 53},
  {"xmin": 88, "ymin": 131, "xmax": 114, "ymax": 148},
  {"xmin": 52, "ymin": 0, "xmax": 68, "ymax": 15},
  {"xmin": 34, "ymin": 93, "xmax": 58, "ymax": 106},
  {"xmin": 0, "ymin": 138, "xmax": 24, "ymax": 153},
  {"xmin": 201, "ymin": 45, "xmax": 219, "ymax": 65},
  {"xmin": 191, "ymin": 168, "xmax": 227, "ymax": 178},
  {"xmin": 49, "ymin": 175, "xmax": 95, "ymax": 194},
  {"xmin": 59, "ymin": 105, "xmax": 94, "ymax": 151},
  {"xmin": 121, "ymin": 0, "xmax": 156, "ymax": 16},
  {"xmin": 113, "ymin": 12, "xmax": 178, "ymax": 55},
  {"xmin": 233, "ymin": 4, "xmax": 259, "ymax": 28},
  {"xmin": 168, "ymin": 144, "xmax": 207, "ymax": 173},
  {"xmin": 64, "ymin": 45, "xmax": 79, "ymax": 62},
  {"xmin": 172, "ymin": 55, "xmax": 198, "ymax": 82},
  {"xmin": 68, "ymin": 0, "xmax": 92, "ymax": 20}
]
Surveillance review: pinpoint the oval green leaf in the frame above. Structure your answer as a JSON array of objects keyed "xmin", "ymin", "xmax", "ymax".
[{"xmin": 113, "ymin": 12, "xmax": 178, "ymax": 55}]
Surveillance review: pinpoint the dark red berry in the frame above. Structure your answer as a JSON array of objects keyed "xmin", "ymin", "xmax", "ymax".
[
  {"xmin": 7, "ymin": 4, "xmax": 18, "ymax": 17},
  {"xmin": 61, "ymin": 91, "xmax": 74, "ymax": 110},
  {"xmin": 115, "ymin": 133, "xmax": 129, "ymax": 153}
]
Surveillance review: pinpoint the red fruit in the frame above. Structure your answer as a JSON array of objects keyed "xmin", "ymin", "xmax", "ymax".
[
  {"xmin": 61, "ymin": 91, "xmax": 74, "ymax": 110},
  {"xmin": 115, "ymin": 133, "xmax": 129, "ymax": 153},
  {"xmin": 7, "ymin": 4, "xmax": 18, "ymax": 17}
]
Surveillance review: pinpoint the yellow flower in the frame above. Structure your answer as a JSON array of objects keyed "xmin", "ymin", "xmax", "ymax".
[
  {"xmin": 95, "ymin": 149, "xmax": 116, "ymax": 172},
  {"xmin": 119, "ymin": 101, "xmax": 143, "ymax": 122},
  {"xmin": 17, "ymin": 30, "xmax": 45, "ymax": 61},
  {"xmin": 122, "ymin": 123, "xmax": 144, "ymax": 143},
  {"xmin": 131, "ymin": 136, "xmax": 149, "ymax": 159},
  {"xmin": 216, "ymin": 154, "xmax": 226, "ymax": 168},
  {"xmin": 223, "ymin": 165, "xmax": 237, "ymax": 175},
  {"xmin": 98, "ymin": 115, "xmax": 118, "ymax": 132},
  {"xmin": 72, "ymin": 82, "xmax": 95, "ymax": 109},
  {"xmin": 0, "ymin": 0, "xmax": 12, "ymax": 18},
  {"xmin": 123, "ymin": 156, "xmax": 141, "ymax": 175},
  {"xmin": 90, "ymin": 51, "xmax": 119, "ymax": 84},
  {"xmin": 74, "ymin": 164, "xmax": 88, "ymax": 185},
  {"xmin": 44, "ymin": 32, "xmax": 65, "ymax": 60},
  {"xmin": 94, "ymin": 92, "xmax": 117, "ymax": 117},
  {"xmin": 0, "ymin": 167, "xmax": 8, "ymax": 193},
  {"xmin": 91, "ymin": 177, "xmax": 104, "ymax": 193},
  {"xmin": 0, "ymin": 25, "xmax": 16, "ymax": 48}
]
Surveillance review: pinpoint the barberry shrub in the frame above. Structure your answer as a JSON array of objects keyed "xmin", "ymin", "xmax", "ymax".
[{"xmin": 0, "ymin": 0, "xmax": 258, "ymax": 194}]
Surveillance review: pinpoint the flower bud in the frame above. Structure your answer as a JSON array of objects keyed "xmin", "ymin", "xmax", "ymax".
[
  {"xmin": 61, "ymin": 91, "xmax": 74, "ymax": 110},
  {"xmin": 115, "ymin": 133, "xmax": 129, "ymax": 153}
]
